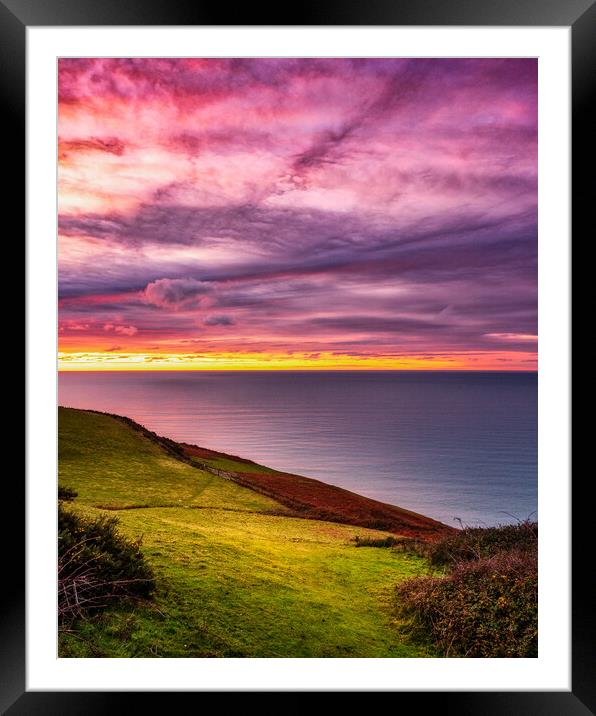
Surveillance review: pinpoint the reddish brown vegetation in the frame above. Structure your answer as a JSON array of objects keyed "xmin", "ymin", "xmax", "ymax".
[
  {"xmin": 182, "ymin": 444, "xmax": 257, "ymax": 466},
  {"xmin": 182, "ymin": 445, "xmax": 453, "ymax": 540},
  {"xmin": 396, "ymin": 523, "xmax": 538, "ymax": 656},
  {"xmin": 98, "ymin": 410, "xmax": 452, "ymax": 540}
]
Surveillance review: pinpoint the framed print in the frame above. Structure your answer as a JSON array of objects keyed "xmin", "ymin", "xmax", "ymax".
[{"xmin": 11, "ymin": 0, "xmax": 588, "ymax": 710}]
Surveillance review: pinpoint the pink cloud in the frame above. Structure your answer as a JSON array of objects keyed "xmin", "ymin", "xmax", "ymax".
[
  {"xmin": 142, "ymin": 278, "xmax": 213, "ymax": 310},
  {"xmin": 58, "ymin": 59, "xmax": 537, "ymax": 368},
  {"xmin": 104, "ymin": 323, "xmax": 138, "ymax": 336}
]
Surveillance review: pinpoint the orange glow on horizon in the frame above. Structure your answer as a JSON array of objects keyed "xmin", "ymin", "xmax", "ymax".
[{"xmin": 58, "ymin": 351, "xmax": 537, "ymax": 372}]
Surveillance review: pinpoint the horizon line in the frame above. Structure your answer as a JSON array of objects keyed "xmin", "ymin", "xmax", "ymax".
[{"xmin": 58, "ymin": 367, "xmax": 538, "ymax": 374}]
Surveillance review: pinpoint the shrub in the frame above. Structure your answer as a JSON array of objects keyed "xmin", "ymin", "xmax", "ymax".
[
  {"xmin": 58, "ymin": 485, "xmax": 78, "ymax": 502},
  {"xmin": 396, "ymin": 523, "xmax": 538, "ymax": 657},
  {"xmin": 428, "ymin": 520, "xmax": 537, "ymax": 566},
  {"xmin": 58, "ymin": 504, "xmax": 155, "ymax": 623},
  {"xmin": 397, "ymin": 547, "xmax": 537, "ymax": 657},
  {"xmin": 384, "ymin": 537, "xmax": 434, "ymax": 558},
  {"xmin": 354, "ymin": 535, "xmax": 400, "ymax": 548}
]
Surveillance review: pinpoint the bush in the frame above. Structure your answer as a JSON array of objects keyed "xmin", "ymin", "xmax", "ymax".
[
  {"xmin": 396, "ymin": 523, "xmax": 538, "ymax": 657},
  {"xmin": 428, "ymin": 521, "xmax": 537, "ymax": 566},
  {"xmin": 58, "ymin": 504, "xmax": 155, "ymax": 623},
  {"xmin": 354, "ymin": 535, "xmax": 400, "ymax": 548},
  {"xmin": 58, "ymin": 485, "xmax": 78, "ymax": 502}
]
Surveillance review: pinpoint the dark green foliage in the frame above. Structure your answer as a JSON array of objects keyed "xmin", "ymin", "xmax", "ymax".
[
  {"xmin": 58, "ymin": 504, "xmax": 155, "ymax": 623},
  {"xmin": 58, "ymin": 485, "xmax": 78, "ymax": 502},
  {"xmin": 396, "ymin": 523, "xmax": 538, "ymax": 657},
  {"xmin": 354, "ymin": 535, "xmax": 400, "ymax": 548}
]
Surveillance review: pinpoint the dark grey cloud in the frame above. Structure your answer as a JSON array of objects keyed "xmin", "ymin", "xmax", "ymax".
[
  {"xmin": 308, "ymin": 315, "xmax": 450, "ymax": 333},
  {"xmin": 203, "ymin": 315, "xmax": 235, "ymax": 326},
  {"xmin": 58, "ymin": 200, "xmax": 537, "ymax": 350},
  {"xmin": 59, "ymin": 201, "xmax": 536, "ymax": 276}
]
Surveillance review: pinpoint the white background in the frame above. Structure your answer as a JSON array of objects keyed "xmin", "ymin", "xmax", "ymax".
[{"xmin": 27, "ymin": 26, "xmax": 570, "ymax": 691}]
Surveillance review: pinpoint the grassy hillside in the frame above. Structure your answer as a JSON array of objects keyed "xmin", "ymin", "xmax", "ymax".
[
  {"xmin": 182, "ymin": 445, "xmax": 451, "ymax": 539},
  {"xmin": 58, "ymin": 407, "xmax": 437, "ymax": 657}
]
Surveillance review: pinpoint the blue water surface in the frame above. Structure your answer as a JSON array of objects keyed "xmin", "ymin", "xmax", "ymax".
[{"xmin": 59, "ymin": 371, "xmax": 537, "ymax": 527}]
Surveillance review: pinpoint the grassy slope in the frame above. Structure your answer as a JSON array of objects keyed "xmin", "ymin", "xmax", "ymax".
[
  {"xmin": 59, "ymin": 407, "xmax": 435, "ymax": 657},
  {"xmin": 182, "ymin": 444, "xmax": 451, "ymax": 540}
]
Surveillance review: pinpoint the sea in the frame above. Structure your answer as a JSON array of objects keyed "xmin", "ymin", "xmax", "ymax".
[{"xmin": 58, "ymin": 371, "xmax": 537, "ymax": 528}]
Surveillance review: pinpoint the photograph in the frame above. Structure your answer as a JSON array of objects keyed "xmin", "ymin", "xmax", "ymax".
[
  {"xmin": 56, "ymin": 56, "xmax": 539, "ymax": 659},
  {"xmin": 4, "ymin": 0, "xmax": 586, "ymax": 701}
]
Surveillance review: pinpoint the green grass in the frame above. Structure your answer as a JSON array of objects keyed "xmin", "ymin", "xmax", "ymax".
[
  {"xmin": 59, "ymin": 408, "xmax": 286, "ymax": 513},
  {"xmin": 58, "ymin": 407, "xmax": 436, "ymax": 657}
]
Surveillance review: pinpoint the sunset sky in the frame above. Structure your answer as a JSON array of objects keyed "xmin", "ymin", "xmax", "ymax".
[{"xmin": 58, "ymin": 58, "xmax": 537, "ymax": 371}]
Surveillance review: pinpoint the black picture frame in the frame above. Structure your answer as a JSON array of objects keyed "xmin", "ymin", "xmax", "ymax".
[{"xmin": 9, "ymin": 0, "xmax": 588, "ymax": 710}]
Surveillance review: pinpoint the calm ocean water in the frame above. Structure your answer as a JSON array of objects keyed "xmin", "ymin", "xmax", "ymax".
[{"xmin": 58, "ymin": 371, "xmax": 537, "ymax": 527}]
